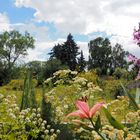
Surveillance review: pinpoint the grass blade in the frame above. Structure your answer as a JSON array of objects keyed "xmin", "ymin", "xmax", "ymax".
[
  {"xmin": 103, "ymin": 107, "xmax": 124, "ymax": 130},
  {"xmin": 120, "ymin": 83, "xmax": 139, "ymax": 111}
]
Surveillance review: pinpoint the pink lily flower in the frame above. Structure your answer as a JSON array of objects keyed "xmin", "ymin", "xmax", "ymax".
[{"xmin": 67, "ymin": 100, "xmax": 104, "ymax": 119}]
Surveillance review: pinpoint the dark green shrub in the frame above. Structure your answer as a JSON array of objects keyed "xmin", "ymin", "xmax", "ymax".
[{"xmin": 113, "ymin": 68, "xmax": 129, "ymax": 80}]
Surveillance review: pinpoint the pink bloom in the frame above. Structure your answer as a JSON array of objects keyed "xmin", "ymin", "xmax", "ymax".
[
  {"xmin": 128, "ymin": 54, "xmax": 140, "ymax": 66},
  {"xmin": 137, "ymin": 59, "xmax": 140, "ymax": 66},
  {"xmin": 136, "ymin": 71, "xmax": 140, "ymax": 80},
  {"xmin": 67, "ymin": 100, "xmax": 104, "ymax": 119},
  {"xmin": 128, "ymin": 54, "xmax": 137, "ymax": 62},
  {"xmin": 133, "ymin": 24, "xmax": 140, "ymax": 45}
]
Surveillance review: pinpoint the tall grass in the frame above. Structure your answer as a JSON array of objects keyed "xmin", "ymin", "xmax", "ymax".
[{"xmin": 20, "ymin": 71, "xmax": 37, "ymax": 110}]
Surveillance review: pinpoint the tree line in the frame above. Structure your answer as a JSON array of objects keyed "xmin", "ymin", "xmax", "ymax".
[
  {"xmin": 49, "ymin": 34, "xmax": 129, "ymax": 75},
  {"xmin": 0, "ymin": 30, "xmax": 129, "ymax": 85}
]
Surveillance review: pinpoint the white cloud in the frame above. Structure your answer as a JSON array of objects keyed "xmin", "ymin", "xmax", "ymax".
[
  {"xmin": 24, "ymin": 39, "xmax": 88, "ymax": 62},
  {"xmin": 12, "ymin": 22, "xmax": 50, "ymax": 42},
  {"xmin": 14, "ymin": 0, "xmax": 103, "ymax": 34},
  {"xmin": 0, "ymin": 13, "xmax": 10, "ymax": 32},
  {"xmin": 77, "ymin": 41, "xmax": 89, "ymax": 60},
  {"xmin": 14, "ymin": 0, "xmax": 140, "ymax": 59},
  {"xmin": 24, "ymin": 39, "xmax": 65, "ymax": 62},
  {"xmin": 14, "ymin": 0, "xmax": 140, "ymax": 35}
]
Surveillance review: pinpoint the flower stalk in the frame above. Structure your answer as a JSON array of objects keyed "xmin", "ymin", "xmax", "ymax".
[{"xmin": 89, "ymin": 118, "xmax": 107, "ymax": 140}]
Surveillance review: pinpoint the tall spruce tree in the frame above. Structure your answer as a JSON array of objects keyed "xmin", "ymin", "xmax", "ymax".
[
  {"xmin": 49, "ymin": 33, "xmax": 80, "ymax": 70},
  {"xmin": 78, "ymin": 50, "xmax": 86, "ymax": 72}
]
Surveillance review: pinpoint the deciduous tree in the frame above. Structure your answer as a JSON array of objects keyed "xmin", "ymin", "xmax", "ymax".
[{"xmin": 0, "ymin": 30, "xmax": 35, "ymax": 83}]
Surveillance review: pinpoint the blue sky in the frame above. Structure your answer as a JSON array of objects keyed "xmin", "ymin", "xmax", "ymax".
[
  {"xmin": 0, "ymin": 0, "xmax": 140, "ymax": 61},
  {"xmin": 0, "ymin": 0, "xmax": 35, "ymax": 23}
]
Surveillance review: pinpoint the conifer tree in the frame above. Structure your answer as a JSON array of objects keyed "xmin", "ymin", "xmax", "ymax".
[
  {"xmin": 49, "ymin": 34, "xmax": 80, "ymax": 70},
  {"xmin": 78, "ymin": 50, "xmax": 86, "ymax": 72}
]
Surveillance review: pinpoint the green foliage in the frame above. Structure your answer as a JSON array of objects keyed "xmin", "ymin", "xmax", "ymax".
[
  {"xmin": 77, "ymin": 50, "xmax": 86, "ymax": 72},
  {"xmin": 0, "ymin": 69, "xmax": 140, "ymax": 139},
  {"xmin": 78, "ymin": 70, "xmax": 99, "ymax": 84},
  {"xmin": 88, "ymin": 38, "xmax": 128, "ymax": 75},
  {"xmin": 45, "ymin": 69, "xmax": 78, "ymax": 87},
  {"xmin": 103, "ymin": 107, "xmax": 124, "ymax": 130},
  {"xmin": 121, "ymin": 83, "xmax": 139, "ymax": 111},
  {"xmin": 0, "ymin": 30, "xmax": 35, "ymax": 84},
  {"xmin": 111, "ymin": 43, "xmax": 128, "ymax": 72},
  {"xmin": 95, "ymin": 115, "xmax": 102, "ymax": 131},
  {"xmin": 49, "ymin": 34, "xmax": 80, "ymax": 70},
  {"xmin": 0, "ymin": 94, "xmax": 59, "ymax": 140},
  {"xmin": 106, "ymin": 96, "xmax": 130, "ymax": 121},
  {"xmin": 101, "ymin": 78, "xmax": 126, "ymax": 100},
  {"xmin": 4, "ymin": 79, "xmax": 37, "ymax": 90},
  {"xmin": 44, "ymin": 70, "xmax": 103, "ymax": 123},
  {"xmin": 27, "ymin": 61, "xmax": 46, "ymax": 85},
  {"xmin": 66, "ymin": 95, "xmax": 140, "ymax": 139},
  {"xmin": 88, "ymin": 37, "xmax": 112, "ymax": 74},
  {"xmin": 20, "ymin": 71, "xmax": 37, "ymax": 110},
  {"xmin": 44, "ymin": 58, "xmax": 68, "ymax": 79},
  {"xmin": 41, "ymin": 84, "xmax": 53, "ymax": 124},
  {"xmin": 113, "ymin": 68, "xmax": 130, "ymax": 80},
  {"xmin": 55, "ymin": 124, "xmax": 74, "ymax": 140}
]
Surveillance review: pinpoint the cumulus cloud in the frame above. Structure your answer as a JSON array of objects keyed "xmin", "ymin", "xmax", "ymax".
[
  {"xmin": 14, "ymin": 0, "xmax": 140, "ymax": 57},
  {"xmin": 14, "ymin": 0, "xmax": 140, "ymax": 35},
  {"xmin": 24, "ymin": 39, "xmax": 88, "ymax": 62},
  {"xmin": 0, "ymin": 13, "xmax": 10, "ymax": 32},
  {"xmin": 24, "ymin": 39, "xmax": 65, "ymax": 62},
  {"xmin": 12, "ymin": 22, "xmax": 49, "ymax": 42},
  {"xmin": 14, "ymin": 0, "xmax": 104, "ymax": 34}
]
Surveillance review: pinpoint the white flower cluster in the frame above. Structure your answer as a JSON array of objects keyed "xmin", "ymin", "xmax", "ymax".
[
  {"xmin": 126, "ymin": 110, "xmax": 140, "ymax": 123},
  {"xmin": 53, "ymin": 69, "xmax": 77, "ymax": 77},
  {"xmin": 0, "ymin": 95, "xmax": 60, "ymax": 139},
  {"xmin": 44, "ymin": 69, "xmax": 78, "ymax": 86},
  {"xmin": 73, "ymin": 77, "xmax": 88, "ymax": 86}
]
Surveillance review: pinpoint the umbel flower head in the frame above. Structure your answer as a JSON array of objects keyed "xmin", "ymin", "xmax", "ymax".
[{"xmin": 67, "ymin": 100, "xmax": 104, "ymax": 119}]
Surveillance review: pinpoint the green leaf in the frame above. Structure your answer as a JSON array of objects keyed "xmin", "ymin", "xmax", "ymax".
[
  {"xmin": 95, "ymin": 115, "xmax": 101, "ymax": 131},
  {"xmin": 120, "ymin": 83, "xmax": 139, "ymax": 111},
  {"xmin": 103, "ymin": 107, "xmax": 124, "ymax": 130}
]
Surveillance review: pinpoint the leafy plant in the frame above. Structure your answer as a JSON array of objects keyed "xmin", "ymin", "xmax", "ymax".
[{"xmin": 20, "ymin": 71, "xmax": 37, "ymax": 110}]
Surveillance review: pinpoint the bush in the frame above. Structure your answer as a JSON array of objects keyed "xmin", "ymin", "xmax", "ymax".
[
  {"xmin": 0, "ymin": 94, "xmax": 60, "ymax": 140},
  {"xmin": 44, "ymin": 70, "xmax": 103, "ymax": 123},
  {"xmin": 101, "ymin": 79, "xmax": 127, "ymax": 100},
  {"xmin": 113, "ymin": 68, "xmax": 130, "ymax": 80},
  {"xmin": 4, "ymin": 79, "xmax": 37, "ymax": 90},
  {"xmin": 78, "ymin": 70, "xmax": 99, "ymax": 85}
]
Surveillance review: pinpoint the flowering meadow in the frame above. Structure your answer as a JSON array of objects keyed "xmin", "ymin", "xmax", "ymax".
[
  {"xmin": 0, "ymin": 68, "xmax": 140, "ymax": 140},
  {"xmin": 0, "ymin": 24, "xmax": 140, "ymax": 140}
]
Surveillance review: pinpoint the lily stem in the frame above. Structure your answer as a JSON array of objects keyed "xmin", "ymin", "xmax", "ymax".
[{"xmin": 89, "ymin": 118, "xmax": 107, "ymax": 140}]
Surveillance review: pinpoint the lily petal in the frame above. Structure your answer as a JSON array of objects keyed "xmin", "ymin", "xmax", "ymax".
[
  {"xmin": 67, "ymin": 110, "xmax": 89, "ymax": 119},
  {"xmin": 76, "ymin": 100, "xmax": 90, "ymax": 116},
  {"xmin": 89, "ymin": 102, "xmax": 104, "ymax": 118}
]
